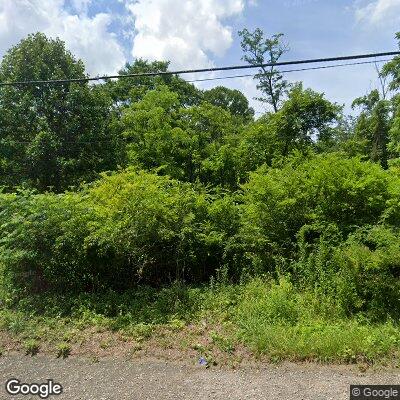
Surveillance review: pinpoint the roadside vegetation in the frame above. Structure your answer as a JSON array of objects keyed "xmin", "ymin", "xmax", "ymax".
[
  {"xmin": 2, "ymin": 279, "xmax": 400, "ymax": 365},
  {"xmin": 0, "ymin": 30, "xmax": 400, "ymax": 366}
]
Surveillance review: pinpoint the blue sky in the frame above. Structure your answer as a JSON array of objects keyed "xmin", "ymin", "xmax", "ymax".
[{"xmin": 1, "ymin": 0, "xmax": 399, "ymax": 113}]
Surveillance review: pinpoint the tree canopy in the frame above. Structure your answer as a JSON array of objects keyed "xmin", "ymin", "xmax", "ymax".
[{"xmin": 0, "ymin": 33, "xmax": 122, "ymax": 192}]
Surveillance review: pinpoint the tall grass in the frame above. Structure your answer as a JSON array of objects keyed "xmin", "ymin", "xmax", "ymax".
[
  {"xmin": 234, "ymin": 278, "xmax": 400, "ymax": 362},
  {"xmin": 1, "ymin": 278, "xmax": 400, "ymax": 363}
]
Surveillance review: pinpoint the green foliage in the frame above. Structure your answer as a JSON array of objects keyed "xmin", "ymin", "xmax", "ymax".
[
  {"xmin": 382, "ymin": 32, "xmax": 400, "ymax": 91},
  {"xmin": 234, "ymin": 85, "xmax": 341, "ymax": 182},
  {"xmin": 24, "ymin": 339, "xmax": 40, "ymax": 356},
  {"xmin": 298, "ymin": 225, "xmax": 400, "ymax": 320},
  {"xmin": 236, "ymin": 278, "xmax": 301, "ymax": 326},
  {"xmin": 86, "ymin": 169, "xmax": 226, "ymax": 284},
  {"xmin": 240, "ymin": 154, "xmax": 396, "ymax": 272},
  {"xmin": 273, "ymin": 84, "xmax": 342, "ymax": 156},
  {"xmin": 352, "ymin": 90, "xmax": 391, "ymax": 168},
  {"xmin": 1, "ymin": 279, "xmax": 400, "ymax": 363},
  {"xmin": 0, "ymin": 33, "xmax": 122, "ymax": 192},
  {"xmin": 209, "ymin": 330, "xmax": 235, "ymax": 353},
  {"xmin": 238, "ymin": 28, "xmax": 289, "ymax": 112},
  {"xmin": 2, "ymin": 31, "xmax": 400, "ymax": 364},
  {"xmin": 334, "ymin": 226, "xmax": 400, "ymax": 318},
  {"xmin": 122, "ymin": 86, "xmax": 184, "ymax": 177},
  {"xmin": 122, "ymin": 85, "xmax": 241, "ymax": 188},
  {"xmin": 234, "ymin": 119, "xmax": 281, "ymax": 179},
  {"xmin": 103, "ymin": 59, "xmax": 202, "ymax": 108},
  {"xmin": 56, "ymin": 342, "xmax": 71, "ymax": 359},
  {"xmin": 0, "ymin": 170, "xmax": 239, "ymax": 294},
  {"xmin": 203, "ymin": 86, "xmax": 254, "ymax": 122},
  {"xmin": 0, "ymin": 189, "xmax": 95, "ymax": 295},
  {"xmin": 0, "ymin": 284, "xmax": 211, "ymax": 348},
  {"xmin": 389, "ymin": 104, "xmax": 400, "ymax": 163},
  {"xmin": 234, "ymin": 278, "xmax": 400, "ymax": 362}
]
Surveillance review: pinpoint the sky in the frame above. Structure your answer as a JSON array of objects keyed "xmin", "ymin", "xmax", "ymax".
[{"xmin": 0, "ymin": 0, "xmax": 399, "ymax": 113}]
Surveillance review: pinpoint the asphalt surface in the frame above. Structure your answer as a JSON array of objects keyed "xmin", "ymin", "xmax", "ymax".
[{"xmin": 0, "ymin": 355, "xmax": 399, "ymax": 399}]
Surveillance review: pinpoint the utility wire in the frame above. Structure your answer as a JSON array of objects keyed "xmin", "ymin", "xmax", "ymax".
[
  {"xmin": 0, "ymin": 51, "xmax": 399, "ymax": 87},
  {"xmin": 0, "ymin": 138, "xmax": 127, "ymax": 144},
  {"xmin": 187, "ymin": 58, "xmax": 392, "ymax": 83},
  {"xmin": 0, "ymin": 56, "xmax": 396, "ymax": 143}
]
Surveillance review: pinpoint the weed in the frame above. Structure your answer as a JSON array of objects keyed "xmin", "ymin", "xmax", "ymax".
[
  {"xmin": 0, "ymin": 311, "xmax": 27, "ymax": 334},
  {"xmin": 191, "ymin": 343, "xmax": 205, "ymax": 352},
  {"xmin": 56, "ymin": 342, "xmax": 71, "ymax": 359},
  {"xmin": 234, "ymin": 279, "xmax": 400, "ymax": 362},
  {"xmin": 99, "ymin": 339, "xmax": 112, "ymax": 349},
  {"xmin": 124, "ymin": 323, "xmax": 154, "ymax": 342},
  {"xmin": 131, "ymin": 342, "xmax": 143, "ymax": 352},
  {"xmin": 210, "ymin": 331, "xmax": 235, "ymax": 354},
  {"xmin": 24, "ymin": 339, "xmax": 40, "ymax": 356},
  {"xmin": 168, "ymin": 318, "xmax": 186, "ymax": 331}
]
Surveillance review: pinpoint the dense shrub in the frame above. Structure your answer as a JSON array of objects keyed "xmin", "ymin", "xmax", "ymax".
[
  {"xmin": 298, "ymin": 225, "xmax": 400, "ymax": 319},
  {"xmin": 1, "ymin": 154, "xmax": 399, "ymax": 320},
  {"xmin": 0, "ymin": 170, "xmax": 239, "ymax": 295},
  {"xmin": 232, "ymin": 278, "xmax": 400, "ymax": 361},
  {"xmin": 86, "ymin": 169, "xmax": 238, "ymax": 285},
  {"xmin": 0, "ymin": 190, "xmax": 95, "ymax": 296},
  {"xmin": 381, "ymin": 165, "xmax": 400, "ymax": 226},
  {"xmin": 239, "ymin": 153, "xmax": 398, "ymax": 273}
]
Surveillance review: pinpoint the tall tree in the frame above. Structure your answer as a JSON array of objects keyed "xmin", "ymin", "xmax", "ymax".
[
  {"xmin": 382, "ymin": 32, "xmax": 400, "ymax": 92},
  {"xmin": 238, "ymin": 28, "xmax": 290, "ymax": 112},
  {"xmin": 388, "ymin": 100, "xmax": 400, "ymax": 164},
  {"xmin": 0, "ymin": 33, "xmax": 122, "ymax": 192},
  {"xmin": 352, "ymin": 90, "xmax": 391, "ymax": 169},
  {"xmin": 103, "ymin": 59, "xmax": 203, "ymax": 111},
  {"xmin": 377, "ymin": 32, "xmax": 400, "ymax": 166},
  {"xmin": 122, "ymin": 85, "xmax": 238, "ymax": 186},
  {"xmin": 273, "ymin": 84, "xmax": 341, "ymax": 156},
  {"xmin": 235, "ymin": 84, "xmax": 341, "ymax": 181},
  {"xmin": 203, "ymin": 86, "xmax": 254, "ymax": 122}
]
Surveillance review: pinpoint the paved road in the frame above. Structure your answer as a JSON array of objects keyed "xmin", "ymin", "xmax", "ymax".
[{"xmin": 0, "ymin": 356, "xmax": 399, "ymax": 399}]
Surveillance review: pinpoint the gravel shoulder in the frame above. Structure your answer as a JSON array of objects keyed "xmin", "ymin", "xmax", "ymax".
[{"xmin": 0, "ymin": 355, "xmax": 399, "ymax": 400}]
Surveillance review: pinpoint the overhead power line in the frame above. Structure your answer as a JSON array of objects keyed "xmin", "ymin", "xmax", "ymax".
[
  {"xmin": 0, "ymin": 51, "xmax": 399, "ymax": 87},
  {"xmin": 187, "ymin": 58, "xmax": 392, "ymax": 83},
  {"xmin": 0, "ymin": 56, "xmax": 396, "ymax": 143}
]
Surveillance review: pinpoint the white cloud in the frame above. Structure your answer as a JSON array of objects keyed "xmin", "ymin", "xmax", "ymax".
[
  {"xmin": 126, "ymin": 0, "xmax": 248, "ymax": 69},
  {"xmin": 355, "ymin": 0, "xmax": 400, "ymax": 25},
  {"xmin": 45, "ymin": 13, "xmax": 126, "ymax": 75},
  {"xmin": 71, "ymin": 0, "xmax": 92, "ymax": 15},
  {"xmin": 0, "ymin": 0, "xmax": 126, "ymax": 75}
]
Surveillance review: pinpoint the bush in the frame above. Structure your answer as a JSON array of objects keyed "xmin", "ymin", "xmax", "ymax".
[
  {"xmin": 85, "ymin": 169, "xmax": 238, "ymax": 285},
  {"xmin": 235, "ymin": 278, "xmax": 301, "ymax": 326},
  {"xmin": 0, "ymin": 170, "xmax": 239, "ymax": 295},
  {"xmin": 24, "ymin": 339, "xmax": 40, "ymax": 356},
  {"xmin": 297, "ymin": 225, "xmax": 400, "ymax": 319},
  {"xmin": 239, "ymin": 153, "xmax": 398, "ymax": 274},
  {"xmin": 0, "ymin": 190, "xmax": 94, "ymax": 296},
  {"xmin": 1, "ymin": 155, "xmax": 398, "ymax": 315},
  {"xmin": 381, "ymin": 165, "xmax": 400, "ymax": 227},
  {"xmin": 333, "ymin": 226, "xmax": 400, "ymax": 319}
]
